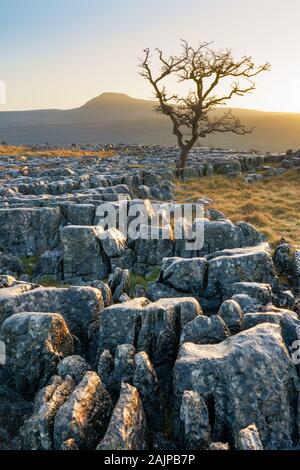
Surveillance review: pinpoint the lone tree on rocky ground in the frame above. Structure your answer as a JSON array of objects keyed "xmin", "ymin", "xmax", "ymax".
[{"xmin": 140, "ymin": 41, "xmax": 270, "ymax": 171}]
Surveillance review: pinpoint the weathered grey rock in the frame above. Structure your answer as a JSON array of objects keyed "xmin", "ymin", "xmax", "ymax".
[
  {"xmin": 235, "ymin": 423, "xmax": 263, "ymax": 450},
  {"xmin": 292, "ymin": 249, "xmax": 300, "ymax": 292},
  {"xmin": 118, "ymin": 293, "xmax": 131, "ymax": 303},
  {"xmin": 61, "ymin": 225, "xmax": 109, "ymax": 282},
  {"xmin": 230, "ymin": 293, "xmax": 262, "ymax": 314},
  {"xmin": 174, "ymin": 324, "xmax": 299, "ymax": 449},
  {"xmin": 205, "ymin": 245, "xmax": 275, "ymax": 299},
  {"xmin": 236, "ymin": 221, "xmax": 264, "ymax": 247},
  {"xmin": 244, "ymin": 173, "xmax": 263, "ymax": 183},
  {"xmin": 100, "ymin": 228, "xmax": 126, "ymax": 257},
  {"xmin": 273, "ymin": 290, "xmax": 295, "ymax": 310},
  {"xmin": 0, "ymin": 253, "xmax": 24, "ymax": 277},
  {"xmin": 54, "ymin": 371, "xmax": 112, "ymax": 449},
  {"xmin": 0, "ymin": 286, "xmax": 104, "ymax": 348},
  {"xmin": 98, "ymin": 298, "xmax": 150, "ymax": 354},
  {"xmin": 57, "ymin": 356, "xmax": 91, "ymax": 384},
  {"xmin": 176, "ymin": 297, "xmax": 203, "ymax": 329},
  {"xmin": 133, "ymin": 351, "xmax": 160, "ymax": 429},
  {"xmin": 243, "ymin": 309, "xmax": 300, "ymax": 348},
  {"xmin": 160, "ymin": 257, "xmax": 207, "ymax": 293},
  {"xmin": 145, "ymin": 282, "xmax": 183, "ymax": 302},
  {"xmin": 133, "ymin": 225, "xmax": 174, "ymax": 276},
  {"xmin": 223, "ymin": 282, "xmax": 272, "ymax": 305},
  {"xmin": 108, "ymin": 344, "xmax": 136, "ymax": 400},
  {"xmin": 0, "ymin": 207, "xmax": 61, "ymax": 256},
  {"xmin": 19, "ymin": 375, "xmax": 75, "ymax": 450},
  {"xmin": 0, "ymin": 284, "xmax": 36, "ymax": 318},
  {"xmin": 89, "ymin": 280, "xmax": 112, "ymax": 307},
  {"xmin": 67, "ymin": 204, "xmax": 95, "ymax": 226},
  {"xmin": 1, "ymin": 312, "xmax": 74, "ymax": 398},
  {"xmin": 97, "ymin": 383, "xmax": 148, "ymax": 450},
  {"xmin": 273, "ymin": 242, "xmax": 294, "ymax": 276},
  {"xmin": 198, "ymin": 219, "xmax": 244, "ymax": 256},
  {"xmin": 97, "ymin": 349, "xmax": 114, "ymax": 390},
  {"xmin": 109, "ymin": 268, "xmax": 131, "ymax": 302},
  {"xmin": 206, "ymin": 208, "xmax": 226, "ymax": 221},
  {"xmin": 137, "ymin": 298, "xmax": 195, "ymax": 369},
  {"xmin": 110, "ymin": 248, "xmax": 134, "ymax": 271},
  {"xmin": 180, "ymin": 314, "xmax": 230, "ymax": 345},
  {"xmin": 179, "ymin": 390, "xmax": 211, "ymax": 450},
  {"xmin": 218, "ymin": 300, "xmax": 243, "ymax": 333}
]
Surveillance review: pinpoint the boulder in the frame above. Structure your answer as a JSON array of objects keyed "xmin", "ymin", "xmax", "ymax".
[
  {"xmin": 61, "ymin": 225, "xmax": 109, "ymax": 282},
  {"xmin": 218, "ymin": 300, "xmax": 243, "ymax": 333},
  {"xmin": 108, "ymin": 344, "xmax": 136, "ymax": 400},
  {"xmin": 223, "ymin": 282, "xmax": 272, "ymax": 305},
  {"xmin": 273, "ymin": 242, "xmax": 294, "ymax": 276},
  {"xmin": 160, "ymin": 257, "xmax": 207, "ymax": 294},
  {"xmin": 57, "ymin": 355, "xmax": 91, "ymax": 384},
  {"xmin": 137, "ymin": 298, "xmax": 198, "ymax": 370},
  {"xmin": 97, "ymin": 383, "xmax": 148, "ymax": 450},
  {"xmin": 179, "ymin": 390, "xmax": 211, "ymax": 450},
  {"xmin": 89, "ymin": 280, "xmax": 112, "ymax": 307},
  {"xmin": 67, "ymin": 204, "xmax": 95, "ymax": 226},
  {"xmin": 0, "ymin": 286, "xmax": 104, "ymax": 348},
  {"xmin": 53, "ymin": 371, "xmax": 112, "ymax": 449},
  {"xmin": 1, "ymin": 312, "xmax": 74, "ymax": 398},
  {"xmin": 235, "ymin": 423, "xmax": 263, "ymax": 450},
  {"xmin": 100, "ymin": 228, "xmax": 127, "ymax": 258},
  {"xmin": 98, "ymin": 298, "xmax": 150, "ymax": 355},
  {"xmin": 197, "ymin": 219, "xmax": 244, "ymax": 256},
  {"xmin": 97, "ymin": 349, "xmax": 114, "ymax": 390},
  {"xmin": 174, "ymin": 324, "xmax": 299, "ymax": 449},
  {"xmin": 19, "ymin": 375, "xmax": 75, "ymax": 450},
  {"xmin": 33, "ymin": 249, "xmax": 62, "ymax": 281},
  {"xmin": 205, "ymin": 245, "xmax": 275, "ymax": 299},
  {"xmin": 180, "ymin": 315, "xmax": 230, "ymax": 345},
  {"xmin": 243, "ymin": 309, "xmax": 300, "ymax": 348},
  {"xmin": 133, "ymin": 351, "xmax": 161, "ymax": 429},
  {"xmin": 0, "ymin": 207, "xmax": 61, "ymax": 256},
  {"xmin": 0, "ymin": 253, "xmax": 24, "ymax": 277},
  {"xmin": 208, "ymin": 442, "xmax": 230, "ymax": 450},
  {"xmin": 109, "ymin": 268, "xmax": 131, "ymax": 302},
  {"xmin": 60, "ymin": 438, "xmax": 79, "ymax": 450}
]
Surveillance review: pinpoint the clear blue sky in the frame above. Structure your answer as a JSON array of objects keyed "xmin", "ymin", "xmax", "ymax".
[{"xmin": 1, "ymin": 0, "xmax": 300, "ymax": 112}]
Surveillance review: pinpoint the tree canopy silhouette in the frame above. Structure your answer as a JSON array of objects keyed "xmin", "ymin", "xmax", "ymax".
[{"xmin": 140, "ymin": 40, "xmax": 270, "ymax": 170}]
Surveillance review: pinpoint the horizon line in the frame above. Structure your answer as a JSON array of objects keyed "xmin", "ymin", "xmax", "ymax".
[{"xmin": 1, "ymin": 91, "xmax": 300, "ymax": 116}]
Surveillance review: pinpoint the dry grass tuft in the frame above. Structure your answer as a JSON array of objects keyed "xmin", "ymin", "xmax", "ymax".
[
  {"xmin": 0, "ymin": 144, "xmax": 116, "ymax": 159},
  {"xmin": 175, "ymin": 169, "xmax": 300, "ymax": 246}
]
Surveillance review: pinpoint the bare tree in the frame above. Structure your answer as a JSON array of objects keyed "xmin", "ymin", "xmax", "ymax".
[{"xmin": 140, "ymin": 41, "xmax": 270, "ymax": 171}]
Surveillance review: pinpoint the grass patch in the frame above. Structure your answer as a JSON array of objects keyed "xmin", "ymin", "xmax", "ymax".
[
  {"xmin": 39, "ymin": 276, "xmax": 62, "ymax": 287},
  {"xmin": 175, "ymin": 169, "xmax": 300, "ymax": 246},
  {"xmin": 0, "ymin": 144, "xmax": 116, "ymax": 159},
  {"xmin": 129, "ymin": 266, "xmax": 161, "ymax": 296},
  {"xmin": 20, "ymin": 256, "xmax": 40, "ymax": 277},
  {"xmin": 127, "ymin": 164, "xmax": 145, "ymax": 169}
]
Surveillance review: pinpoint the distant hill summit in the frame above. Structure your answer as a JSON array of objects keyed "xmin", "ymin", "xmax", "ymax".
[{"xmin": 0, "ymin": 92, "xmax": 299, "ymax": 152}]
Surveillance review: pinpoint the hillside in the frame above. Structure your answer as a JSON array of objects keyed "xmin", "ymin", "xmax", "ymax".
[{"xmin": 0, "ymin": 92, "xmax": 299, "ymax": 152}]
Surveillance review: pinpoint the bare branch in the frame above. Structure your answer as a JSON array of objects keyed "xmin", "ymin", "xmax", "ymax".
[{"xmin": 139, "ymin": 40, "xmax": 270, "ymax": 169}]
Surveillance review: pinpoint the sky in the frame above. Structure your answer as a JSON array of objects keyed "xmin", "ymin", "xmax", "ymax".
[{"xmin": 1, "ymin": 0, "xmax": 300, "ymax": 112}]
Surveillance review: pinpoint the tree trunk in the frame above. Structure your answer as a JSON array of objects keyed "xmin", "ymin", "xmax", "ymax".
[{"xmin": 176, "ymin": 148, "xmax": 189, "ymax": 176}]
